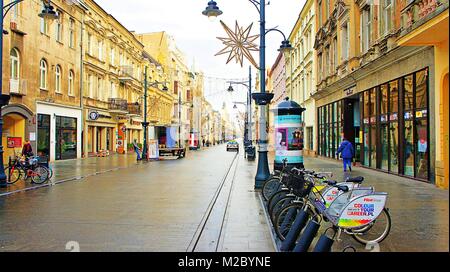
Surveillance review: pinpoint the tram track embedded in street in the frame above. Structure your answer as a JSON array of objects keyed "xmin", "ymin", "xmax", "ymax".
[{"xmin": 187, "ymin": 151, "xmax": 240, "ymax": 252}]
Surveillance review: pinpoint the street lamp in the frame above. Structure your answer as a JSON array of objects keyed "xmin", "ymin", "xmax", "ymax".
[
  {"xmin": 0, "ymin": 0, "xmax": 59, "ymax": 188},
  {"xmin": 203, "ymin": 0, "xmax": 291, "ymax": 188},
  {"xmin": 142, "ymin": 66, "xmax": 168, "ymax": 161}
]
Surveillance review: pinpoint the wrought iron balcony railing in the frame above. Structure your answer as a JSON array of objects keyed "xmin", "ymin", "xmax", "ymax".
[
  {"xmin": 108, "ymin": 98, "xmax": 128, "ymax": 112},
  {"xmin": 127, "ymin": 102, "xmax": 142, "ymax": 116},
  {"xmin": 401, "ymin": 0, "xmax": 449, "ymax": 36}
]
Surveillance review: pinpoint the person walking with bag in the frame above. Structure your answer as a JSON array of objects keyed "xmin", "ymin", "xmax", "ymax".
[
  {"xmin": 132, "ymin": 139, "xmax": 142, "ymax": 161},
  {"xmin": 336, "ymin": 137, "xmax": 354, "ymax": 172}
]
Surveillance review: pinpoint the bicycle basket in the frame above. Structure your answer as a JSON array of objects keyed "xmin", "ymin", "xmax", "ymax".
[{"xmin": 286, "ymin": 172, "xmax": 313, "ymax": 197}]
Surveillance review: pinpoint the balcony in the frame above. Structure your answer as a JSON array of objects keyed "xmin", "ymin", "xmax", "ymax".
[
  {"xmin": 118, "ymin": 65, "xmax": 134, "ymax": 82},
  {"xmin": 127, "ymin": 102, "xmax": 142, "ymax": 116},
  {"xmin": 399, "ymin": 0, "xmax": 449, "ymax": 45},
  {"xmin": 108, "ymin": 98, "xmax": 128, "ymax": 114},
  {"xmin": 9, "ymin": 79, "xmax": 27, "ymax": 96}
]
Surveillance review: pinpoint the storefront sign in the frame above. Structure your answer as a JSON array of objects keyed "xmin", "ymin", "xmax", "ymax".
[
  {"xmin": 88, "ymin": 111, "xmax": 99, "ymax": 121},
  {"xmin": 7, "ymin": 137, "xmax": 22, "ymax": 148},
  {"xmin": 344, "ymin": 86, "xmax": 356, "ymax": 96}
]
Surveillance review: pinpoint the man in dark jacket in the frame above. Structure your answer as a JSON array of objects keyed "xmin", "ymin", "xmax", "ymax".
[{"xmin": 336, "ymin": 138, "xmax": 355, "ymax": 172}]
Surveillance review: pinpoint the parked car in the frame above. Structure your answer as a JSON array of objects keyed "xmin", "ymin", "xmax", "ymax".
[{"xmin": 226, "ymin": 140, "xmax": 239, "ymax": 152}]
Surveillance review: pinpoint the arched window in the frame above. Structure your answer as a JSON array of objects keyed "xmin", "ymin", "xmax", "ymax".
[
  {"xmin": 55, "ymin": 65, "xmax": 62, "ymax": 93},
  {"xmin": 10, "ymin": 48, "xmax": 20, "ymax": 80},
  {"xmin": 40, "ymin": 59, "xmax": 47, "ymax": 89},
  {"xmin": 68, "ymin": 70, "xmax": 74, "ymax": 96}
]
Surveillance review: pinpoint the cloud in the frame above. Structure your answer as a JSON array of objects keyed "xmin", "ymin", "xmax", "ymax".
[{"xmin": 94, "ymin": 0, "xmax": 306, "ymax": 111}]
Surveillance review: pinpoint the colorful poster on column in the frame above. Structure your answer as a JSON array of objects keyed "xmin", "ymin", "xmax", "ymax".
[
  {"xmin": 117, "ymin": 125, "xmax": 126, "ymax": 154},
  {"xmin": 275, "ymin": 115, "xmax": 303, "ymax": 164}
]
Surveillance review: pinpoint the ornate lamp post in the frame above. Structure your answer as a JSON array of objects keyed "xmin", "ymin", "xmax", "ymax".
[
  {"xmin": 142, "ymin": 66, "xmax": 168, "ymax": 161},
  {"xmin": 0, "ymin": 0, "xmax": 58, "ymax": 188},
  {"xmin": 202, "ymin": 0, "xmax": 292, "ymax": 188}
]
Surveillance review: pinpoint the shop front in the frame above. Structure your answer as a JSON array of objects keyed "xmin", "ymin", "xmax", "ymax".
[
  {"xmin": 84, "ymin": 109, "xmax": 117, "ymax": 156},
  {"xmin": 36, "ymin": 102, "xmax": 82, "ymax": 161},
  {"xmin": 318, "ymin": 68, "xmax": 431, "ymax": 182},
  {"xmin": 125, "ymin": 117, "xmax": 143, "ymax": 152},
  {"xmin": 2, "ymin": 104, "xmax": 35, "ymax": 164}
]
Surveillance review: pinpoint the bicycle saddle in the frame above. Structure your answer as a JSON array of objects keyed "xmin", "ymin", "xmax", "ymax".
[
  {"xmin": 346, "ymin": 176, "xmax": 364, "ymax": 184},
  {"xmin": 314, "ymin": 173, "xmax": 325, "ymax": 179},
  {"xmin": 325, "ymin": 180, "xmax": 337, "ymax": 186},
  {"xmin": 335, "ymin": 185, "xmax": 349, "ymax": 192}
]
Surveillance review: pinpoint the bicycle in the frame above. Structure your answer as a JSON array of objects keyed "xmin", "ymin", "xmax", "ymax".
[
  {"xmin": 5, "ymin": 155, "xmax": 50, "ymax": 185},
  {"xmin": 275, "ymin": 174, "xmax": 391, "ymax": 246}
]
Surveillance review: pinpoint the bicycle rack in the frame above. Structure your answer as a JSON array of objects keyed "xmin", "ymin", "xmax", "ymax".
[
  {"xmin": 312, "ymin": 227, "xmax": 337, "ymax": 252},
  {"xmin": 280, "ymin": 208, "xmax": 310, "ymax": 252},
  {"xmin": 292, "ymin": 217, "xmax": 321, "ymax": 252}
]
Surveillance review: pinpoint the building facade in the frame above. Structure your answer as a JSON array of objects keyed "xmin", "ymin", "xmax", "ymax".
[
  {"xmin": 2, "ymin": 0, "xmax": 87, "ymax": 162},
  {"xmin": 286, "ymin": 0, "xmax": 317, "ymax": 156},
  {"xmin": 313, "ymin": 0, "xmax": 444, "ymax": 186},
  {"xmin": 397, "ymin": 0, "xmax": 449, "ymax": 188}
]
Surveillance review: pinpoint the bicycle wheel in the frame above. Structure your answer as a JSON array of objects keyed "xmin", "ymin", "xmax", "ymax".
[
  {"xmin": 267, "ymin": 189, "xmax": 289, "ymax": 215},
  {"xmin": 4, "ymin": 166, "xmax": 22, "ymax": 185},
  {"xmin": 270, "ymin": 195, "xmax": 296, "ymax": 223},
  {"xmin": 274, "ymin": 201, "xmax": 314, "ymax": 241},
  {"xmin": 31, "ymin": 166, "xmax": 50, "ymax": 184},
  {"xmin": 262, "ymin": 177, "xmax": 282, "ymax": 201},
  {"xmin": 351, "ymin": 208, "xmax": 392, "ymax": 245}
]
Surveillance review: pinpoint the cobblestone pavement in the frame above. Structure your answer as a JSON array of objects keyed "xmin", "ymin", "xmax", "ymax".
[
  {"xmin": 267, "ymin": 154, "xmax": 449, "ymax": 252},
  {"xmin": 0, "ymin": 145, "xmax": 274, "ymax": 252}
]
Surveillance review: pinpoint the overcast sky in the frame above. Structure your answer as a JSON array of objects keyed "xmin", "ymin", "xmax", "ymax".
[{"xmin": 95, "ymin": 0, "xmax": 305, "ymax": 113}]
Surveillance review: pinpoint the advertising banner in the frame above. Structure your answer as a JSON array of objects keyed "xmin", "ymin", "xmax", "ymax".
[
  {"xmin": 148, "ymin": 140, "xmax": 159, "ymax": 160},
  {"xmin": 275, "ymin": 115, "xmax": 303, "ymax": 165}
]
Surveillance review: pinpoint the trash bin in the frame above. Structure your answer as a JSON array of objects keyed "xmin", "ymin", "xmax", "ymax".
[{"xmin": 273, "ymin": 97, "xmax": 306, "ymax": 171}]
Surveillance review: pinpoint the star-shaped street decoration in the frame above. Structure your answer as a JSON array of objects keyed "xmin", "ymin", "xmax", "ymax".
[{"xmin": 215, "ymin": 20, "xmax": 260, "ymax": 68}]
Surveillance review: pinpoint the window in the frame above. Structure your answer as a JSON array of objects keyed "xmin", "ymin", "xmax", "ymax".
[
  {"xmin": 40, "ymin": 59, "xmax": 48, "ymax": 89},
  {"xmin": 97, "ymin": 77, "xmax": 102, "ymax": 100},
  {"xmin": 318, "ymin": 53, "xmax": 323, "ymax": 81},
  {"xmin": 361, "ymin": 5, "xmax": 372, "ymax": 53},
  {"xmin": 110, "ymin": 81, "xmax": 117, "ymax": 98},
  {"xmin": 98, "ymin": 39, "xmax": 103, "ymax": 61},
  {"xmin": 55, "ymin": 10, "xmax": 62, "ymax": 42},
  {"xmin": 341, "ymin": 23, "xmax": 349, "ymax": 61},
  {"xmin": 69, "ymin": 18, "xmax": 75, "ymax": 48},
  {"xmin": 10, "ymin": 48, "xmax": 20, "ymax": 80},
  {"xmin": 11, "ymin": 0, "xmax": 20, "ymax": 20},
  {"xmin": 87, "ymin": 33, "xmax": 92, "ymax": 55},
  {"xmin": 110, "ymin": 47, "xmax": 115, "ymax": 65},
  {"xmin": 88, "ymin": 74, "xmax": 94, "ymax": 98},
  {"xmin": 68, "ymin": 70, "xmax": 74, "ymax": 96},
  {"xmin": 318, "ymin": 1, "xmax": 323, "ymax": 26},
  {"xmin": 379, "ymin": 0, "xmax": 393, "ymax": 36},
  {"xmin": 40, "ymin": 2, "xmax": 49, "ymax": 34},
  {"xmin": 332, "ymin": 36, "xmax": 338, "ymax": 72},
  {"xmin": 55, "ymin": 65, "xmax": 62, "ymax": 93}
]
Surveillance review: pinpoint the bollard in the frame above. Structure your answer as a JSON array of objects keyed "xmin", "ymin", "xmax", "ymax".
[
  {"xmin": 312, "ymin": 228, "xmax": 336, "ymax": 252},
  {"xmin": 280, "ymin": 209, "xmax": 309, "ymax": 252},
  {"xmin": 292, "ymin": 219, "xmax": 321, "ymax": 252}
]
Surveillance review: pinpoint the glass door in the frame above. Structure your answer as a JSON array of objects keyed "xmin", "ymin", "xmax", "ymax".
[{"xmin": 37, "ymin": 114, "xmax": 51, "ymax": 158}]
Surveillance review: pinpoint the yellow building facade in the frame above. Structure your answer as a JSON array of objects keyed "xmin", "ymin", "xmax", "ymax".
[
  {"xmin": 397, "ymin": 0, "xmax": 449, "ymax": 188},
  {"xmin": 2, "ymin": 0, "xmax": 87, "ymax": 162},
  {"xmin": 313, "ymin": 0, "xmax": 444, "ymax": 187}
]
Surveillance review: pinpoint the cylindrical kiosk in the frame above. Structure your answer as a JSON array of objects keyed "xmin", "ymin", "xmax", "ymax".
[{"xmin": 273, "ymin": 97, "xmax": 306, "ymax": 171}]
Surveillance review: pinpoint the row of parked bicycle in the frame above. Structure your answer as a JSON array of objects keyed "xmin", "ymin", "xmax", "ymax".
[
  {"xmin": 262, "ymin": 159, "xmax": 391, "ymax": 252},
  {"xmin": 5, "ymin": 155, "xmax": 53, "ymax": 185}
]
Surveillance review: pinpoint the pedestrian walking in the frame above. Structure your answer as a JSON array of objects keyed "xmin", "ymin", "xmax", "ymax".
[
  {"xmin": 336, "ymin": 138, "xmax": 354, "ymax": 172},
  {"xmin": 202, "ymin": 138, "xmax": 206, "ymax": 147},
  {"xmin": 132, "ymin": 139, "xmax": 142, "ymax": 161},
  {"xmin": 21, "ymin": 139, "xmax": 33, "ymax": 158}
]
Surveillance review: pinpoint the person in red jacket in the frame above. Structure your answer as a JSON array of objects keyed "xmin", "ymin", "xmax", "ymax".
[{"xmin": 22, "ymin": 140, "xmax": 33, "ymax": 157}]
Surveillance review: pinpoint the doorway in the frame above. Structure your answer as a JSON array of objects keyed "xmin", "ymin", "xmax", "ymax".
[{"xmin": 343, "ymin": 96, "xmax": 361, "ymax": 162}]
